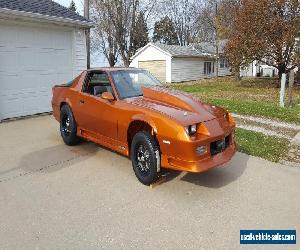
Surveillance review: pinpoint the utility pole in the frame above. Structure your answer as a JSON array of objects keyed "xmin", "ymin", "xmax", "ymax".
[{"xmin": 84, "ymin": 0, "xmax": 90, "ymax": 69}]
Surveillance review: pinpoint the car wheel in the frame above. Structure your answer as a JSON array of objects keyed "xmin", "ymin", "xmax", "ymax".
[
  {"xmin": 60, "ymin": 104, "xmax": 80, "ymax": 146},
  {"xmin": 131, "ymin": 131, "xmax": 160, "ymax": 185}
]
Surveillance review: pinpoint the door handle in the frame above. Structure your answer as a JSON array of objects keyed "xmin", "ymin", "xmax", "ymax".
[{"xmin": 79, "ymin": 100, "xmax": 85, "ymax": 104}]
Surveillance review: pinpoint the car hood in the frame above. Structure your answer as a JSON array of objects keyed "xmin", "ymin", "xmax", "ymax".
[{"xmin": 125, "ymin": 86, "xmax": 224, "ymax": 126}]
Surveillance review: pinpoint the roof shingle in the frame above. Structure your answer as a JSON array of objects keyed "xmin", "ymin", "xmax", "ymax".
[
  {"xmin": 153, "ymin": 43, "xmax": 211, "ymax": 57},
  {"xmin": 0, "ymin": 0, "xmax": 88, "ymax": 22}
]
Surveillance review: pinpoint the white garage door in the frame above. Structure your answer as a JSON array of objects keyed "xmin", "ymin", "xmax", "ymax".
[{"xmin": 0, "ymin": 22, "xmax": 73, "ymax": 120}]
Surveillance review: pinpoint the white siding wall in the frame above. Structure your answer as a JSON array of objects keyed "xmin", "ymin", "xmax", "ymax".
[
  {"xmin": 218, "ymin": 67, "xmax": 231, "ymax": 76},
  {"xmin": 73, "ymin": 28, "xmax": 87, "ymax": 77},
  {"xmin": 171, "ymin": 58, "xmax": 211, "ymax": 82},
  {"xmin": 218, "ymin": 66, "xmax": 231, "ymax": 76},
  {"xmin": 171, "ymin": 58, "xmax": 231, "ymax": 83},
  {"xmin": 240, "ymin": 61, "xmax": 278, "ymax": 77},
  {"xmin": 130, "ymin": 46, "xmax": 172, "ymax": 82},
  {"xmin": 241, "ymin": 61, "xmax": 256, "ymax": 77}
]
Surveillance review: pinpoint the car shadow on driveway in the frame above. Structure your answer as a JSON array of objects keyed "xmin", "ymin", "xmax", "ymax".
[
  {"xmin": 0, "ymin": 142, "xmax": 99, "ymax": 181},
  {"xmin": 18, "ymin": 142, "xmax": 99, "ymax": 174},
  {"xmin": 179, "ymin": 154, "xmax": 250, "ymax": 188}
]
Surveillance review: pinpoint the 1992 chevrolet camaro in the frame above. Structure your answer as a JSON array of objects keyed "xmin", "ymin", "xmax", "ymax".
[{"xmin": 52, "ymin": 68, "xmax": 236, "ymax": 185}]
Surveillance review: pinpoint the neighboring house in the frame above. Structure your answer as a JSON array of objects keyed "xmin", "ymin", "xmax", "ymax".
[
  {"xmin": 240, "ymin": 60, "xmax": 278, "ymax": 77},
  {"xmin": 130, "ymin": 42, "xmax": 231, "ymax": 83},
  {"xmin": 0, "ymin": 0, "xmax": 93, "ymax": 121}
]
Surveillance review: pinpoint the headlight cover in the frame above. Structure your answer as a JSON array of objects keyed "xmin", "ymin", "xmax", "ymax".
[{"xmin": 185, "ymin": 124, "xmax": 197, "ymax": 136}]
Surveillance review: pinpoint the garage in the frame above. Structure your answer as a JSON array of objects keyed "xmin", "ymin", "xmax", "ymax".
[
  {"xmin": 130, "ymin": 42, "xmax": 232, "ymax": 83},
  {"xmin": 138, "ymin": 60, "xmax": 166, "ymax": 82},
  {"xmin": 0, "ymin": 0, "xmax": 93, "ymax": 121},
  {"xmin": 0, "ymin": 23, "xmax": 73, "ymax": 120}
]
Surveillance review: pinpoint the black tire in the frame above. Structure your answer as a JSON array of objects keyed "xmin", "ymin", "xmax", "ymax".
[
  {"xmin": 130, "ymin": 131, "xmax": 160, "ymax": 185},
  {"xmin": 60, "ymin": 105, "xmax": 80, "ymax": 146}
]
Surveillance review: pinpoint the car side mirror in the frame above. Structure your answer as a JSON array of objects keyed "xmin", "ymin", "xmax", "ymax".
[{"xmin": 101, "ymin": 92, "xmax": 115, "ymax": 101}]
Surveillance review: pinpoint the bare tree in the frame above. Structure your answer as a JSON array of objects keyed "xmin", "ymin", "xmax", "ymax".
[
  {"xmin": 194, "ymin": 0, "xmax": 221, "ymax": 76},
  {"xmin": 160, "ymin": 0, "xmax": 198, "ymax": 46},
  {"xmin": 91, "ymin": 0, "xmax": 152, "ymax": 66},
  {"xmin": 194, "ymin": 0, "xmax": 240, "ymax": 77},
  {"xmin": 102, "ymin": 0, "xmax": 139, "ymax": 66},
  {"xmin": 91, "ymin": 1, "xmax": 118, "ymax": 66}
]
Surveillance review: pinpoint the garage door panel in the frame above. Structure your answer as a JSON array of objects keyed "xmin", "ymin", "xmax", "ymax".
[
  {"xmin": 17, "ymin": 48, "xmax": 37, "ymax": 68},
  {"xmin": 16, "ymin": 28, "xmax": 36, "ymax": 48},
  {"xmin": 0, "ymin": 23, "xmax": 73, "ymax": 120},
  {"xmin": 0, "ymin": 73, "xmax": 18, "ymax": 91},
  {"xmin": 53, "ymin": 32, "xmax": 71, "ymax": 49},
  {"xmin": 0, "ymin": 51, "xmax": 17, "ymax": 69},
  {"xmin": 0, "ymin": 26, "xmax": 17, "ymax": 46},
  {"xmin": 138, "ymin": 60, "xmax": 166, "ymax": 83}
]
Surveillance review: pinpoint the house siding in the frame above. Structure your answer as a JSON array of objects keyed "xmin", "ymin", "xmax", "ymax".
[
  {"xmin": 218, "ymin": 66, "xmax": 231, "ymax": 76},
  {"xmin": 241, "ymin": 60, "xmax": 278, "ymax": 77},
  {"xmin": 73, "ymin": 28, "xmax": 87, "ymax": 77},
  {"xmin": 171, "ymin": 58, "xmax": 231, "ymax": 82},
  {"xmin": 171, "ymin": 58, "xmax": 213, "ymax": 82}
]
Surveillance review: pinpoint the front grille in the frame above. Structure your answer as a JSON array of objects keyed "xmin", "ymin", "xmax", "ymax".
[{"xmin": 210, "ymin": 135, "xmax": 230, "ymax": 156}]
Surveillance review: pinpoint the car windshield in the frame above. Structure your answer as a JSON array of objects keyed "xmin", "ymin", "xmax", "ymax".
[{"xmin": 111, "ymin": 70, "xmax": 161, "ymax": 99}]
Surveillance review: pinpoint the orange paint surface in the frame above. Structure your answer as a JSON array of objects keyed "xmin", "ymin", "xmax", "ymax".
[{"xmin": 52, "ymin": 68, "xmax": 236, "ymax": 173}]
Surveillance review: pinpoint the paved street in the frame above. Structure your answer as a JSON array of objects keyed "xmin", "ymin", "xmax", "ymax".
[{"xmin": 0, "ymin": 115, "xmax": 299, "ymax": 249}]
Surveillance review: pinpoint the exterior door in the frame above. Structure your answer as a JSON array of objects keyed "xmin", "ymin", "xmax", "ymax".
[{"xmin": 75, "ymin": 71, "xmax": 118, "ymax": 141}]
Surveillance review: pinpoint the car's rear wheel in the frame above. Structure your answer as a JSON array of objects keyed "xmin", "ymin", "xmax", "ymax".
[
  {"xmin": 131, "ymin": 131, "xmax": 160, "ymax": 185},
  {"xmin": 60, "ymin": 105, "xmax": 80, "ymax": 146}
]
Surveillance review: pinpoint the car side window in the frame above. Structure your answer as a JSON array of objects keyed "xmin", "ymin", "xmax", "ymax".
[{"xmin": 82, "ymin": 72, "xmax": 114, "ymax": 97}]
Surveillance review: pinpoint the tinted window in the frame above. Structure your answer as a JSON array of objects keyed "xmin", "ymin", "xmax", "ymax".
[{"xmin": 83, "ymin": 72, "xmax": 113, "ymax": 97}]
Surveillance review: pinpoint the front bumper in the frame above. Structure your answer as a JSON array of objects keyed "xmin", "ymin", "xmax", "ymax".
[
  {"xmin": 161, "ymin": 142, "xmax": 236, "ymax": 172},
  {"xmin": 159, "ymin": 123, "xmax": 237, "ymax": 173}
]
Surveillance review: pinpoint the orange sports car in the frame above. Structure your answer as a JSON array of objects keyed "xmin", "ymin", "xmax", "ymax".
[{"xmin": 52, "ymin": 68, "xmax": 236, "ymax": 185}]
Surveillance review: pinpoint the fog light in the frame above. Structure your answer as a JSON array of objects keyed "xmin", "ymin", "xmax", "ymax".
[{"xmin": 196, "ymin": 145, "xmax": 207, "ymax": 155}]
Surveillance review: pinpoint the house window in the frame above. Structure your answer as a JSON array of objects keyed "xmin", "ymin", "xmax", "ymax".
[
  {"xmin": 220, "ymin": 58, "xmax": 229, "ymax": 68},
  {"xmin": 204, "ymin": 62, "xmax": 214, "ymax": 75}
]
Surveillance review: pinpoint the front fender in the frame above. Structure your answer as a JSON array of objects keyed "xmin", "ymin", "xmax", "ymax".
[{"xmin": 130, "ymin": 114, "xmax": 158, "ymax": 133}]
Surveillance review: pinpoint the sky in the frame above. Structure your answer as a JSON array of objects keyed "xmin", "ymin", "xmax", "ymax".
[
  {"xmin": 55, "ymin": 0, "xmax": 83, "ymax": 14},
  {"xmin": 54, "ymin": 0, "xmax": 107, "ymax": 66}
]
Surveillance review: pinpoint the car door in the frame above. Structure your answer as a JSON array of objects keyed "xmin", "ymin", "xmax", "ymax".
[{"xmin": 75, "ymin": 71, "xmax": 118, "ymax": 142}]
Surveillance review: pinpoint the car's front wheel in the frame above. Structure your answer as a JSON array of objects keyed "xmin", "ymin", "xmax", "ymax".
[
  {"xmin": 60, "ymin": 104, "xmax": 80, "ymax": 146},
  {"xmin": 131, "ymin": 131, "xmax": 160, "ymax": 185}
]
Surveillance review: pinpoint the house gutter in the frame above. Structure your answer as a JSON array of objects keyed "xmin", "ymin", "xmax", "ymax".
[
  {"xmin": 172, "ymin": 54, "xmax": 216, "ymax": 59},
  {"xmin": 0, "ymin": 8, "xmax": 94, "ymax": 28}
]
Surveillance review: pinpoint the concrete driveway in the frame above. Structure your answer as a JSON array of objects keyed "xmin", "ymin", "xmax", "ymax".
[{"xmin": 0, "ymin": 116, "xmax": 299, "ymax": 249}]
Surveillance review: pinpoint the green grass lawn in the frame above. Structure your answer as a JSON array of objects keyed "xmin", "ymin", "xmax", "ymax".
[
  {"xmin": 235, "ymin": 128, "xmax": 290, "ymax": 162},
  {"xmin": 169, "ymin": 77, "xmax": 299, "ymax": 162},
  {"xmin": 170, "ymin": 77, "xmax": 300, "ymax": 123}
]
